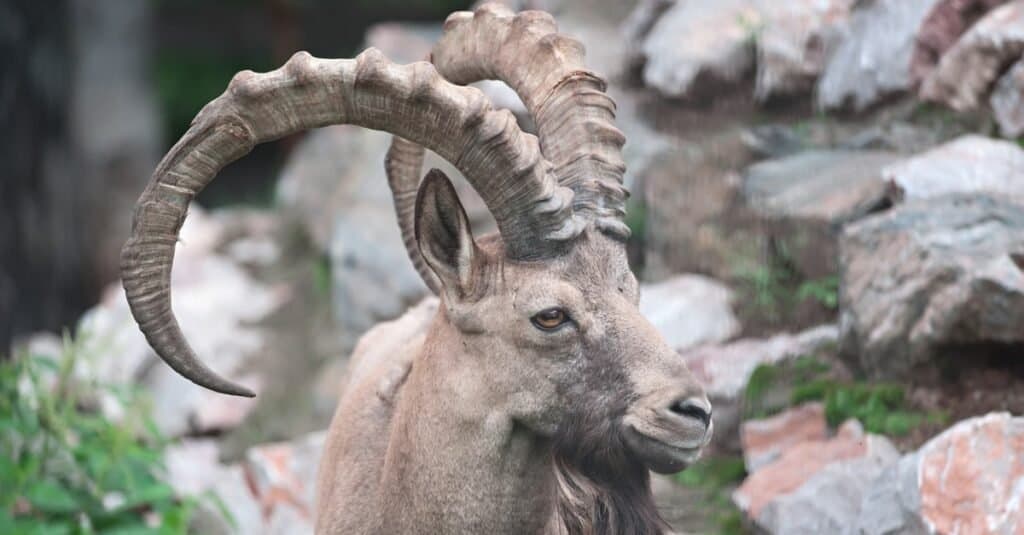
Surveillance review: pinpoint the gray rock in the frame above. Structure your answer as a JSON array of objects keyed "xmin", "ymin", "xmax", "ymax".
[
  {"xmin": 756, "ymin": 435, "xmax": 901, "ymax": 535},
  {"xmin": 919, "ymin": 1, "xmax": 1024, "ymax": 111},
  {"xmin": 622, "ymin": 0, "xmax": 677, "ymax": 73},
  {"xmin": 838, "ymin": 195, "xmax": 1024, "ymax": 379},
  {"xmin": 992, "ymin": 58, "xmax": 1024, "ymax": 138},
  {"xmin": 851, "ymin": 453, "xmax": 926, "ymax": 535},
  {"xmin": 817, "ymin": 0, "xmax": 941, "ymax": 112},
  {"xmin": 754, "ymin": 0, "xmax": 856, "ymax": 101},
  {"xmin": 638, "ymin": 275, "xmax": 741, "ymax": 351},
  {"xmin": 853, "ymin": 413, "xmax": 1024, "ymax": 534},
  {"xmin": 743, "ymin": 150, "xmax": 902, "ymax": 278},
  {"xmin": 640, "ymin": 0, "xmax": 762, "ymax": 99},
  {"xmin": 165, "ymin": 440, "xmax": 263, "ymax": 535},
  {"xmin": 48, "ymin": 208, "xmax": 283, "ymax": 437},
  {"xmin": 910, "ymin": 0, "xmax": 1010, "ymax": 86},
  {"xmin": 276, "ymin": 125, "xmax": 492, "ymax": 339},
  {"xmin": 883, "ymin": 135, "xmax": 1024, "ymax": 203},
  {"xmin": 745, "ymin": 150, "xmax": 899, "ymax": 221}
]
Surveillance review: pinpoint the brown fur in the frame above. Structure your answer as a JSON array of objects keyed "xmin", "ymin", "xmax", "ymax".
[{"xmin": 315, "ymin": 172, "xmax": 711, "ymax": 534}]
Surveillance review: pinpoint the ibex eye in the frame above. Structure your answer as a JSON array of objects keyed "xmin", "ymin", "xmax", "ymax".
[{"xmin": 531, "ymin": 308, "xmax": 569, "ymax": 330}]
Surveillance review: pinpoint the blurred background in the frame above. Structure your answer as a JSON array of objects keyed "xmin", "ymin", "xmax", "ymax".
[{"xmin": 2, "ymin": 0, "xmax": 1023, "ymax": 533}]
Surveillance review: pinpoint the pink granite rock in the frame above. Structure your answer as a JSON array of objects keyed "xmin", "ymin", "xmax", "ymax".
[
  {"xmin": 854, "ymin": 413, "xmax": 1024, "ymax": 534},
  {"xmin": 911, "ymin": 0, "xmax": 1010, "ymax": 85},
  {"xmin": 740, "ymin": 402, "xmax": 828, "ymax": 472},
  {"xmin": 733, "ymin": 420, "xmax": 871, "ymax": 518},
  {"xmin": 920, "ymin": 0, "xmax": 1024, "ymax": 110}
]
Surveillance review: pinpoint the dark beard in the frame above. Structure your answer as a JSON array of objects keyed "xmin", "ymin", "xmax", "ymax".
[{"xmin": 545, "ymin": 407, "xmax": 669, "ymax": 535}]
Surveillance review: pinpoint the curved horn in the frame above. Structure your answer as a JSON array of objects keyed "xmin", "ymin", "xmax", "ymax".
[
  {"xmin": 121, "ymin": 49, "xmax": 583, "ymax": 396},
  {"xmin": 385, "ymin": 136, "xmax": 442, "ymax": 294},
  {"xmin": 386, "ymin": 3, "xmax": 629, "ymax": 258}
]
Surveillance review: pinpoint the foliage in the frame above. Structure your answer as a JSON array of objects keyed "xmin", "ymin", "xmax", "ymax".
[
  {"xmin": 674, "ymin": 456, "xmax": 749, "ymax": 535},
  {"xmin": 0, "ymin": 334, "xmax": 228, "ymax": 533},
  {"xmin": 744, "ymin": 356, "xmax": 947, "ymax": 437},
  {"xmin": 311, "ymin": 254, "xmax": 333, "ymax": 297},
  {"xmin": 795, "ymin": 275, "xmax": 839, "ymax": 310},
  {"xmin": 730, "ymin": 240, "xmax": 839, "ymax": 325}
]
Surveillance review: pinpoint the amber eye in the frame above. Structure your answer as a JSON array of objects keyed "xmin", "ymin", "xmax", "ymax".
[{"xmin": 531, "ymin": 307, "xmax": 569, "ymax": 331}]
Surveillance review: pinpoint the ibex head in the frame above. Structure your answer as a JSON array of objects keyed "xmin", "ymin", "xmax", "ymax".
[
  {"xmin": 121, "ymin": 3, "xmax": 710, "ymax": 531},
  {"xmin": 413, "ymin": 168, "xmax": 711, "ymax": 477}
]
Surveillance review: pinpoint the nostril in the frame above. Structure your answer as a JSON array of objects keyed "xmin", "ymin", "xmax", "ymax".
[{"xmin": 669, "ymin": 398, "xmax": 712, "ymax": 428}]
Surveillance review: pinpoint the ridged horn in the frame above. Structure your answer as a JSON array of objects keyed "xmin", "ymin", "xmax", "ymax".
[
  {"xmin": 121, "ymin": 49, "xmax": 584, "ymax": 396},
  {"xmin": 385, "ymin": 2, "xmax": 630, "ymax": 270}
]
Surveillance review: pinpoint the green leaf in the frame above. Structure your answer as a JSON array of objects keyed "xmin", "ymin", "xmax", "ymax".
[{"xmin": 25, "ymin": 481, "xmax": 80, "ymax": 514}]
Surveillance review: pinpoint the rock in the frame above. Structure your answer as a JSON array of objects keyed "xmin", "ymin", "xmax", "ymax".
[
  {"xmin": 622, "ymin": 0, "xmax": 677, "ymax": 74},
  {"xmin": 277, "ymin": 124, "xmax": 489, "ymax": 340},
  {"xmin": 682, "ymin": 325, "xmax": 838, "ymax": 450},
  {"xmin": 641, "ymin": 130, "xmax": 764, "ymax": 283},
  {"xmin": 838, "ymin": 195, "xmax": 1024, "ymax": 380},
  {"xmin": 639, "ymin": 0, "xmax": 762, "ymax": 99},
  {"xmin": 754, "ymin": 0, "xmax": 856, "ymax": 101},
  {"xmin": 920, "ymin": 1, "xmax": 1024, "ymax": 110},
  {"xmin": 883, "ymin": 134, "xmax": 1024, "ymax": 203},
  {"xmin": 853, "ymin": 453, "xmax": 927, "ymax": 535},
  {"xmin": 638, "ymin": 275, "xmax": 741, "ymax": 351},
  {"xmin": 66, "ymin": 207, "xmax": 282, "ymax": 436},
  {"xmin": 755, "ymin": 432, "xmax": 900, "ymax": 534},
  {"xmin": 743, "ymin": 150, "xmax": 901, "ymax": 278},
  {"xmin": 817, "ymin": 0, "xmax": 942, "ymax": 112},
  {"xmin": 740, "ymin": 402, "xmax": 828, "ymax": 472},
  {"xmin": 745, "ymin": 150, "xmax": 899, "ymax": 221},
  {"xmin": 165, "ymin": 440, "xmax": 263, "ymax": 535},
  {"xmin": 910, "ymin": 0, "xmax": 1010, "ymax": 85},
  {"xmin": 245, "ymin": 431, "xmax": 326, "ymax": 534},
  {"xmin": 683, "ymin": 325, "xmax": 838, "ymax": 402},
  {"xmin": 854, "ymin": 413, "xmax": 1024, "ymax": 534},
  {"xmin": 733, "ymin": 420, "xmax": 880, "ymax": 519},
  {"xmin": 992, "ymin": 58, "xmax": 1024, "ymax": 137}
]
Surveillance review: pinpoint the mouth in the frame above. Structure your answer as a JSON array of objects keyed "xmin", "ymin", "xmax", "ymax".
[{"xmin": 623, "ymin": 426, "xmax": 707, "ymax": 474}]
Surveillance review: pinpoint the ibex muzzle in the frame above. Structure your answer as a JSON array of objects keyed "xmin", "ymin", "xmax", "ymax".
[{"xmin": 121, "ymin": 3, "xmax": 711, "ymax": 533}]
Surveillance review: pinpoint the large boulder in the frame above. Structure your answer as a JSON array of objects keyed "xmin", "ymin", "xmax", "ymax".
[
  {"xmin": 639, "ymin": 0, "xmax": 763, "ymax": 99},
  {"xmin": 734, "ymin": 419, "xmax": 898, "ymax": 526},
  {"xmin": 992, "ymin": 58, "xmax": 1024, "ymax": 137},
  {"xmin": 754, "ymin": 0, "xmax": 856, "ymax": 101},
  {"xmin": 740, "ymin": 402, "xmax": 828, "ymax": 472},
  {"xmin": 838, "ymin": 195, "xmax": 1024, "ymax": 380},
  {"xmin": 165, "ymin": 431, "xmax": 328, "ymax": 535},
  {"xmin": 817, "ymin": 0, "xmax": 942, "ymax": 112},
  {"xmin": 883, "ymin": 135, "xmax": 1024, "ymax": 203},
  {"xmin": 854, "ymin": 412, "xmax": 1024, "ymax": 535},
  {"xmin": 910, "ymin": 0, "xmax": 1010, "ymax": 85},
  {"xmin": 26, "ymin": 208, "xmax": 284, "ymax": 438},
  {"xmin": 754, "ymin": 432, "xmax": 900, "ymax": 535},
  {"xmin": 638, "ymin": 275, "xmax": 741, "ymax": 351},
  {"xmin": 642, "ymin": 130, "xmax": 764, "ymax": 282},
  {"xmin": 920, "ymin": 0, "xmax": 1024, "ymax": 111},
  {"xmin": 742, "ymin": 149, "xmax": 902, "ymax": 278}
]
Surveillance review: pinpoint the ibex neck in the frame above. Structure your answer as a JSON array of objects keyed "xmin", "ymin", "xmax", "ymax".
[{"xmin": 379, "ymin": 330, "xmax": 556, "ymax": 533}]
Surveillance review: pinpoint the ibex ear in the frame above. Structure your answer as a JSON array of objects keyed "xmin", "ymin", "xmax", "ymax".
[{"xmin": 415, "ymin": 169, "xmax": 479, "ymax": 298}]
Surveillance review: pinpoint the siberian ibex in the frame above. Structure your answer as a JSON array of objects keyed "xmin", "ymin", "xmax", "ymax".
[{"xmin": 121, "ymin": 4, "xmax": 712, "ymax": 533}]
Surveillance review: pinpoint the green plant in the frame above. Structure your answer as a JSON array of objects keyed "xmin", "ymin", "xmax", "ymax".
[
  {"xmin": 674, "ymin": 456, "xmax": 749, "ymax": 535},
  {"xmin": 796, "ymin": 275, "xmax": 839, "ymax": 309},
  {"xmin": 0, "ymin": 333, "xmax": 229, "ymax": 533}
]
